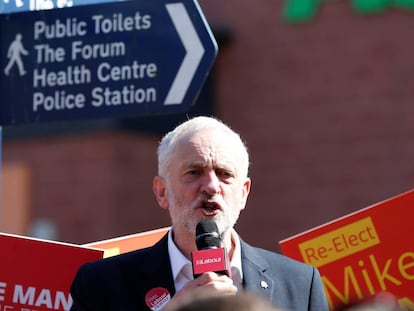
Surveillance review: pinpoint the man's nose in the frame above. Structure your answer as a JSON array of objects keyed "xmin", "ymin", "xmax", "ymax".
[{"xmin": 201, "ymin": 171, "xmax": 221, "ymax": 195}]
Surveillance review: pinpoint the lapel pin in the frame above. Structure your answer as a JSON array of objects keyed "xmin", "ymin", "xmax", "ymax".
[{"xmin": 260, "ymin": 280, "xmax": 269, "ymax": 289}]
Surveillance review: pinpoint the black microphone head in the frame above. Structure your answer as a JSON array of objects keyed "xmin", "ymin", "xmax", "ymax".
[{"xmin": 195, "ymin": 220, "xmax": 221, "ymax": 250}]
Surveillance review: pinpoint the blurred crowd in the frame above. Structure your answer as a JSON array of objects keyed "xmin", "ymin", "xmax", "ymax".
[{"xmin": 166, "ymin": 291, "xmax": 403, "ymax": 311}]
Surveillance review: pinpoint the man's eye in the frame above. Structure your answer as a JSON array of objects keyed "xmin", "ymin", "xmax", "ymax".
[{"xmin": 218, "ymin": 170, "xmax": 233, "ymax": 178}]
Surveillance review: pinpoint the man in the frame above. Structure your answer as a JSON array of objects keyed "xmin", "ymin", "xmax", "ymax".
[{"xmin": 70, "ymin": 116, "xmax": 328, "ymax": 311}]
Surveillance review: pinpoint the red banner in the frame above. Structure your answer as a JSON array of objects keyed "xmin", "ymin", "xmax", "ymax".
[
  {"xmin": 0, "ymin": 233, "xmax": 103, "ymax": 311},
  {"xmin": 279, "ymin": 189, "xmax": 414, "ymax": 310}
]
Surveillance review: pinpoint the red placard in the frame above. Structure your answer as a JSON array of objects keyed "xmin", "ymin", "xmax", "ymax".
[
  {"xmin": 279, "ymin": 189, "xmax": 414, "ymax": 310},
  {"xmin": 0, "ymin": 233, "xmax": 103, "ymax": 311}
]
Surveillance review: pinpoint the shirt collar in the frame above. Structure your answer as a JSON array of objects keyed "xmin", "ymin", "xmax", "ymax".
[
  {"xmin": 230, "ymin": 229, "xmax": 243, "ymax": 285},
  {"xmin": 168, "ymin": 229, "xmax": 191, "ymax": 282}
]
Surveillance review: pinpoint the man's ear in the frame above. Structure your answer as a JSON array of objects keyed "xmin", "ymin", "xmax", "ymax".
[
  {"xmin": 240, "ymin": 177, "xmax": 251, "ymax": 210},
  {"xmin": 153, "ymin": 176, "xmax": 169, "ymax": 210}
]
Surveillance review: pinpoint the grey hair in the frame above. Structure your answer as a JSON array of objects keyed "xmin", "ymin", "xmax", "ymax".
[{"xmin": 157, "ymin": 116, "xmax": 250, "ymax": 179}]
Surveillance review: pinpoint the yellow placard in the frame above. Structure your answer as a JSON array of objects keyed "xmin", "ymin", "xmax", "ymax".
[{"xmin": 299, "ymin": 217, "xmax": 380, "ymax": 267}]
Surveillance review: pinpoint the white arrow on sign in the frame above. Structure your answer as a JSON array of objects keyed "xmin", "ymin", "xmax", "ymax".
[{"xmin": 164, "ymin": 3, "xmax": 205, "ymax": 105}]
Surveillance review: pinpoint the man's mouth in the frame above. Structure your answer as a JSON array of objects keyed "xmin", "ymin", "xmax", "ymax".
[{"xmin": 201, "ymin": 202, "xmax": 220, "ymax": 216}]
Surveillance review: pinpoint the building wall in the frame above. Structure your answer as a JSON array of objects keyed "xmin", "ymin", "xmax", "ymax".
[
  {"xmin": 2, "ymin": 0, "xmax": 414, "ymax": 251},
  {"xmin": 199, "ymin": 0, "xmax": 414, "ymax": 249},
  {"xmin": 3, "ymin": 131, "xmax": 169, "ymax": 244}
]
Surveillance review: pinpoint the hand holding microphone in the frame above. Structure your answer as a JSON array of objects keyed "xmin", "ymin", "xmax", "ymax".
[
  {"xmin": 166, "ymin": 220, "xmax": 236, "ymax": 310},
  {"xmin": 191, "ymin": 220, "xmax": 231, "ymax": 278}
]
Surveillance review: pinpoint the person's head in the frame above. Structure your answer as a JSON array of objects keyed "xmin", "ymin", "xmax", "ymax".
[
  {"xmin": 153, "ymin": 116, "xmax": 251, "ymax": 242},
  {"xmin": 338, "ymin": 293, "xmax": 401, "ymax": 311},
  {"xmin": 166, "ymin": 292, "xmax": 281, "ymax": 311}
]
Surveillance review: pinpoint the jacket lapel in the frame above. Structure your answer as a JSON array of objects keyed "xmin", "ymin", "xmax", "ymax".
[
  {"xmin": 143, "ymin": 233, "xmax": 176, "ymax": 295},
  {"xmin": 240, "ymin": 240, "xmax": 275, "ymax": 303},
  {"xmin": 124, "ymin": 233, "xmax": 176, "ymax": 310}
]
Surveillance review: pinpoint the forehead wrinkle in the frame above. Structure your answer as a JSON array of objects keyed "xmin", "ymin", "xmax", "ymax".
[
  {"xmin": 174, "ymin": 128, "xmax": 242, "ymax": 175},
  {"xmin": 192, "ymin": 140, "xmax": 235, "ymax": 171}
]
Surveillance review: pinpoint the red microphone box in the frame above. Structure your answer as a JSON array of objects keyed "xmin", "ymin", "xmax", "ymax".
[
  {"xmin": 0, "ymin": 232, "xmax": 104, "ymax": 311},
  {"xmin": 279, "ymin": 189, "xmax": 414, "ymax": 310},
  {"xmin": 191, "ymin": 248, "xmax": 229, "ymax": 277}
]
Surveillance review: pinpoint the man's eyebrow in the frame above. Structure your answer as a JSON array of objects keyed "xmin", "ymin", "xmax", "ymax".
[
  {"xmin": 182, "ymin": 160, "xmax": 235, "ymax": 171},
  {"xmin": 183, "ymin": 162, "xmax": 207, "ymax": 169}
]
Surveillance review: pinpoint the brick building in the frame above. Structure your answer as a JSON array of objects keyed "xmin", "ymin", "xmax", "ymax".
[{"xmin": 2, "ymin": 0, "xmax": 414, "ymax": 252}]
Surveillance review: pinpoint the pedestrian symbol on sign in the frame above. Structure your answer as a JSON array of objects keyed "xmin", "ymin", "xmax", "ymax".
[{"xmin": 4, "ymin": 33, "xmax": 29, "ymax": 76}]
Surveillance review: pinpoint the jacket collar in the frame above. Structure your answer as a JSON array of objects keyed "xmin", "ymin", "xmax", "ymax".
[{"xmin": 240, "ymin": 240, "xmax": 275, "ymax": 302}]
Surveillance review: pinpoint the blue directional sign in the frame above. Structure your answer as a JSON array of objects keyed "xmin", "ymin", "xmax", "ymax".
[{"xmin": 0, "ymin": 0, "xmax": 218, "ymax": 125}]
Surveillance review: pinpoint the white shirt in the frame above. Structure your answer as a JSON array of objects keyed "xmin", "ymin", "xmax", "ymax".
[{"xmin": 167, "ymin": 228, "xmax": 243, "ymax": 292}]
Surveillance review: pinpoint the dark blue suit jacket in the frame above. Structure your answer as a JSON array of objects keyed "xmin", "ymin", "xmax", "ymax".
[{"xmin": 70, "ymin": 234, "xmax": 328, "ymax": 311}]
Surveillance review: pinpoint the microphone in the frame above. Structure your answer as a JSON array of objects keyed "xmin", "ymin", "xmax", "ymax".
[{"xmin": 191, "ymin": 220, "xmax": 231, "ymax": 278}]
